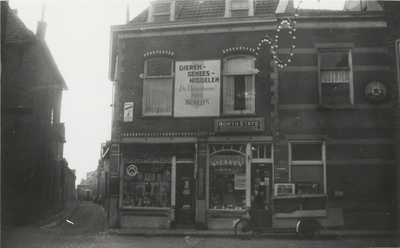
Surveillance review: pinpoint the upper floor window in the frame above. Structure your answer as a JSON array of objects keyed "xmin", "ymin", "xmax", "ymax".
[
  {"xmin": 222, "ymin": 55, "xmax": 255, "ymax": 115},
  {"xmin": 143, "ymin": 57, "xmax": 173, "ymax": 116},
  {"xmin": 318, "ymin": 49, "xmax": 354, "ymax": 106},
  {"xmin": 225, "ymin": 0, "xmax": 254, "ymax": 17},
  {"xmin": 148, "ymin": 1, "xmax": 176, "ymax": 22}
]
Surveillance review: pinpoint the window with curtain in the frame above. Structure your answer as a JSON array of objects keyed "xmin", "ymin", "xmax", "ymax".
[
  {"xmin": 318, "ymin": 49, "xmax": 353, "ymax": 106},
  {"xmin": 223, "ymin": 55, "xmax": 255, "ymax": 114},
  {"xmin": 143, "ymin": 57, "xmax": 173, "ymax": 116}
]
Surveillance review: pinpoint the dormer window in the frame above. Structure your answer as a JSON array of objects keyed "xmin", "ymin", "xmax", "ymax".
[
  {"xmin": 225, "ymin": 0, "xmax": 254, "ymax": 17},
  {"xmin": 148, "ymin": 1, "xmax": 176, "ymax": 22}
]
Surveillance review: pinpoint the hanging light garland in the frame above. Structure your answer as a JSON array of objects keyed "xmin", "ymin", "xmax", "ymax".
[{"xmin": 256, "ymin": 0, "xmax": 303, "ymax": 68}]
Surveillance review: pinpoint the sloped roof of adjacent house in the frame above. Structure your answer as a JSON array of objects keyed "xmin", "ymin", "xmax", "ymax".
[
  {"xmin": 3, "ymin": 3, "xmax": 68, "ymax": 90},
  {"xmin": 130, "ymin": 0, "xmax": 280, "ymax": 23},
  {"xmin": 5, "ymin": 8, "xmax": 35, "ymax": 43}
]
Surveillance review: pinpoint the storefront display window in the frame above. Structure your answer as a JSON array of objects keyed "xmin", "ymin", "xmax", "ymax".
[
  {"xmin": 209, "ymin": 155, "xmax": 246, "ymax": 209},
  {"xmin": 123, "ymin": 163, "xmax": 171, "ymax": 208}
]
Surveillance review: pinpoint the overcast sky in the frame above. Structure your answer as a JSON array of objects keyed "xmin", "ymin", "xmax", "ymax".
[{"xmin": 9, "ymin": 0, "xmax": 150, "ymax": 184}]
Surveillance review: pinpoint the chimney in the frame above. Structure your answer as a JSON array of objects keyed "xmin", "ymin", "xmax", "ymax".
[
  {"xmin": 126, "ymin": 4, "xmax": 130, "ymax": 24},
  {"xmin": 36, "ymin": 5, "xmax": 47, "ymax": 40}
]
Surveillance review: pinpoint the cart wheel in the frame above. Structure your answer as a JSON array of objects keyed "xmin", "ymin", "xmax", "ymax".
[
  {"xmin": 234, "ymin": 219, "xmax": 255, "ymax": 240},
  {"xmin": 296, "ymin": 218, "xmax": 321, "ymax": 240}
]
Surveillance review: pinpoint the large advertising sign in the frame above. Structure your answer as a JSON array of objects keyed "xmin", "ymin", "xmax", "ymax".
[{"xmin": 174, "ymin": 60, "xmax": 220, "ymax": 117}]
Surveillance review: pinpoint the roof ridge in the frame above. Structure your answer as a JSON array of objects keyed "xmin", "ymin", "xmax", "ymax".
[{"xmin": 129, "ymin": 0, "xmax": 279, "ymax": 24}]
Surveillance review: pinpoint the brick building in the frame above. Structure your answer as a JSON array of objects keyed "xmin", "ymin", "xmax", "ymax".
[
  {"xmin": 1, "ymin": 3, "xmax": 75, "ymax": 226},
  {"xmin": 107, "ymin": 0, "xmax": 397, "ymax": 231}
]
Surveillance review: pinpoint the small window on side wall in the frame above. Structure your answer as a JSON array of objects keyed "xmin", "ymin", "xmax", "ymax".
[
  {"xmin": 143, "ymin": 57, "xmax": 173, "ymax": 116},
  {"xmin": 318, "ymin": 49, "xmax": 354, "ymax": 106},
  {"xmin": 222, "ymin": 55, "xmax": 255, "ymax": 115}
]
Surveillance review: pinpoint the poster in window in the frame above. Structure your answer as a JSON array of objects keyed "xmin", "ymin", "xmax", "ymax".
[
  {"xmin": 234, "ymin": 174, "xmax": 246, "ymax": 190},
  {"xmin": 144, "ymin": 173, "xmax": 155, "ymax": 181},
  {"xmin": 174, "ymin": 60, "xmax": 221, "ymax": 117}
]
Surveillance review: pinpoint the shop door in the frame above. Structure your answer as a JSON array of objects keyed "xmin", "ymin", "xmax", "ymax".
[
  {"xmin": 251, "ymin": 163, "xmax": 272, "ymax": 227},
  {"xmin": 175, "ymin": 163, "xmax": 195, "ymax": 227}
]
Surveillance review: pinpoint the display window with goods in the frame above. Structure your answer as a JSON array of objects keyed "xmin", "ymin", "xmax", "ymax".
[{"xmin": 123, "ymin": 163, "xmax": 172, "ymax": 208}]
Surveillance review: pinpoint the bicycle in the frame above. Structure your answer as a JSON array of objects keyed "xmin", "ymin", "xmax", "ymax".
[
  {"xmin": 232, "ymin": 208, "xmax": 261, "ymax": 240},
  {"xmin": 233, "ymin": 208, "xmax": 321, "ymax": 240}
]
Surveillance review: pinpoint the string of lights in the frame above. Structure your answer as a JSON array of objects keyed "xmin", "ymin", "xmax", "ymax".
[{"xmin": 256, "ymin": 0, "xmax": 303, "ymax": 68}]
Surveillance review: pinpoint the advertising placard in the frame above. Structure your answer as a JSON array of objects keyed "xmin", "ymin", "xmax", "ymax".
[{"xmin": 174, "ymin": 60, "xmax": 221, "ymax": 117}]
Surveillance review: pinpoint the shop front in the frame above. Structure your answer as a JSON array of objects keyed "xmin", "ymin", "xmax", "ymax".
[
  {"xmin": 116, "ymin": 136, "xmax": 341, "ymax": 230},
  {"xmin": 206, "ymin": 143, "xmax": 274, "ymax": 229},
  {"xmin": 119, "ymin": 144, "xmax": 196, "ymax": 229}
]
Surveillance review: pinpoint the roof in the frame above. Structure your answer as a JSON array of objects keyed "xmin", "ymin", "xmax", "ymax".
[
  {"xmin": 5, "ymin": 7, "xmax": 35, "ymax": 43},
  {"xmin": 130, "ymin": 0, "xmax": 280, "ymax": 23},
  {"xmin": 3, "ymin": 3, "xmax": 68, "ymax": 91},
  {"xmin": 130, "ymin": 0, "xmax": 383, "ymax": 23}
]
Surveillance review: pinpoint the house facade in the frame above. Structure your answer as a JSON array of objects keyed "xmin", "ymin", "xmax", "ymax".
[
  {"xmin": 1, "ymin": 3, "xmax": 75, "ymax": 226},
  {"xmin": 108, "ymin": 0, "xmax": 397, "ymax": 230}
]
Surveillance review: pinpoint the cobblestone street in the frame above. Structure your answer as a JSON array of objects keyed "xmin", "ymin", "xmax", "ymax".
[{"xmin": 2, "ymin": 201, "xmax": 399, "ymax": 248}]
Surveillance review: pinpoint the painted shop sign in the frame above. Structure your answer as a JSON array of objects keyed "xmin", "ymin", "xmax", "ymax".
[
  {"xmin": 125, "ymin": 156, "xmax": 171, "ymax": 163},
  {"xmin": 174, "ymin": 60, "xmax": 221, "ymax": 117},
  {"xmin": 209, "ymin": 155, "xmax": 246, "ymax": 167},
  {"xmin": 214, "ymin": 118, "xmax": 265, "ymax": 133}
]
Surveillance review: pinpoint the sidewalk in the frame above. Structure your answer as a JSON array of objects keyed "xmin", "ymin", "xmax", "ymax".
[
  {"xmin": 7, "ymin": 199, "xmax": 396, "ymax": 240},
  {"xmin": 109, "ymin": 227, "xmax": 398, "ymax": 239}
]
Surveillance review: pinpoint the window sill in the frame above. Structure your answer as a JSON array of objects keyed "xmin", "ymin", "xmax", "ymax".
[
  {"xmin": 318, "ymin": 105, "xmax": 358, "ymax": 110},
  {"xmin": 221, "ymin": 113, "xmax": 256, "ymax": 117},
  {"xmin": 140, "ymin": 115, "xmax": 173, "ymax": 118},
  {"xmin": 122, "ymin": 207, "xmax": 171, "ymax": 210}
]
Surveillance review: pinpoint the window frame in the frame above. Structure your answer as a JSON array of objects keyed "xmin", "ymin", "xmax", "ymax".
[
  {"xmin": 225, "ymin": 0, "xmax": 254, "ymax": 17},
  {"xmin": 317, "ymin": 48, "xmax": 354, "ymax": 107},
  {"xmin": 148, "ymin": 1, "xmax": 175, "ymax": 22},
  {"xmin": 222, "ymin": 54, "xmax": 256, "ymax": 115},
  {"xmin": 396, "ymin": 39, "xmax": 400, "ymax": 105},
  {"xmin": 207, "ymin": 143, "xmax": 251, "ymax": 211},
  {"xmin": 289, "ymin": 141, "xmax": 326, "ymax": 194},
  {"xmin": 122, "ymin": 163, "xmax": 172, "ymax": 209},
  {"xmin": 142, "ymin": 57, "xmax": 174, "ymax": 117}
]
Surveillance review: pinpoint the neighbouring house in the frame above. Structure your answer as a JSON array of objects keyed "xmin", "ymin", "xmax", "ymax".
[{"xmin": 1, "ymin": 2, "xmax": 75, "ymax": 226}]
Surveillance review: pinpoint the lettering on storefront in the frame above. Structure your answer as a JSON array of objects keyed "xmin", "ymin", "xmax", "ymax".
[
  {"xmin": 125, "ymin": 157, "xmax": 171, "ymax": 163},
  {"xmin": 215, "ymin": 118, "xmax": 265, "ymax": 133},
  {"xmin": 211, "ymin": 160, "xmax": 243, "ymax": 167},
  {"xmin": 209, "ymin": 155, "xmax": 246, "ymax": 167}
]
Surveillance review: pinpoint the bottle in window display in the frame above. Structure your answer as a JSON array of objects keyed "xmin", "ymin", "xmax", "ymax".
[
  {"xmin": 136, "ymin": 187, "xmax": 144, "ymax": 207},
  {"xmin": 161, "ymin": 184, "xmax": 170, "ymax": 207}
]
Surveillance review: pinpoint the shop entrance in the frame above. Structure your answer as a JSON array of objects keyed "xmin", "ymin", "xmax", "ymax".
[
  {"xmin": 175, "ymin": 163, "xmax": 195, "ymax": 227},
  {"xmin": 251, "ymin": 163, "xmax": 273, "ymax": 227}
]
